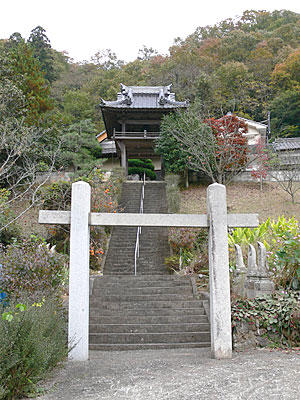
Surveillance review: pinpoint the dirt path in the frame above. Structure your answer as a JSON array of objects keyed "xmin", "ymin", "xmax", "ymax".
[{"xmin": 37, "ymin": 348, "xmax": 299, "ymax": 400}]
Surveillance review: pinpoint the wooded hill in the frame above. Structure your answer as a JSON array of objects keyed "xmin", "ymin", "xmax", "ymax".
[{"xmin": 1, "ymin": 9, "xmax": 299, "ymax": 173}]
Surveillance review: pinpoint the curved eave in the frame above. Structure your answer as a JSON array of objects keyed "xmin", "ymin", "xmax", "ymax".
[{"xmin": 100, "ymin": 105, "xmax": 188, "ymax": 112}]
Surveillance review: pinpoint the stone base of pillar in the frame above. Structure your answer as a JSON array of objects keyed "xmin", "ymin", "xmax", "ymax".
[{"xmin": 246, "ymin": 277, "xmax": 275, "ymax": 299}]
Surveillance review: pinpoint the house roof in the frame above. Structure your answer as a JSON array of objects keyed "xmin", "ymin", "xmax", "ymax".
[
  {"xmin": 272, "ymin": 137, "xmax": 300, "ymax": 151},
  {"xmin": 100, "ymin": 84, "xmax": 188, "ymax": 110},
  {"xmin": 237, "ymin": 117, "xmax": 267, "ymax": 132},
  {"xmin": 100, "ymin": 139, "xmax": 116, "ymax": 154},
  {"xmin": 96, "ymin": 130, "xmax": 107, "ymax": 143}
]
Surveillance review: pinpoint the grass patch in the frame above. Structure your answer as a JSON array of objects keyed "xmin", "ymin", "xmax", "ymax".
[{"xmin": 179, "ymin": 181, "xmax": 300, "ymax": 222}]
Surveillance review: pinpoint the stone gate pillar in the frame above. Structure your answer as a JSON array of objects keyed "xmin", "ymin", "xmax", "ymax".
[{"xmin": 207, "ymin": 183, "xmax": 232, "ymax": 359}]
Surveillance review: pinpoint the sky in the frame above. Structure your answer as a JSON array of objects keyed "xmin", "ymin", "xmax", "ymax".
[{"xmin": 1, "ymin": 0, "xmax": 300, "ymax": 63}]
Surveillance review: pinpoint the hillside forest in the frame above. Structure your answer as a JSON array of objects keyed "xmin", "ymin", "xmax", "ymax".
[{"xmin": 1, "ymin": 10, "xmax": 300, "ymax": 176}]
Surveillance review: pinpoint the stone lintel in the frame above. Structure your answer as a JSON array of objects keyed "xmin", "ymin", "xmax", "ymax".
[
  {"xmin": 39, "ymin": 210, "xmax": 258, "ymax": 228},
  {"xmin": 39, "ymin": 210, "xmax": 71, "ymax": 224}
]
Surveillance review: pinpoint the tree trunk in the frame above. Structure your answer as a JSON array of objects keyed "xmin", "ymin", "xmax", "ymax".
[
  {"xmin": 184, "ymin": 167, "xmax": 189, "ymax": 188},
  {"xmin": 260, "ymin": 176, "xmax": 263, "ymax": 191}
]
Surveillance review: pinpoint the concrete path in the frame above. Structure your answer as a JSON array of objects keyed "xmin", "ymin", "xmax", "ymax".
[{"xmin": 39, "ymin": 348, "xmax": 300, "ymax": 400}]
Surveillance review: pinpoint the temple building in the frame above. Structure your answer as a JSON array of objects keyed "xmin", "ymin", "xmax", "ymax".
[{"xmin": 99, "ymin": 84, "xmax": 188, "ymax": 174}]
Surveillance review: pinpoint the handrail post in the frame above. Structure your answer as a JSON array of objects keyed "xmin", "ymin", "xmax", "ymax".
[{"xmin": 134, "ymin": 174, "xmax": 146, "ymax": 275}]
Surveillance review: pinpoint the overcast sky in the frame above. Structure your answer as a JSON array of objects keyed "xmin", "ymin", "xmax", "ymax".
[{"xmin": 1, "ymin": 0, "xmax": 299, "ymax": 62}]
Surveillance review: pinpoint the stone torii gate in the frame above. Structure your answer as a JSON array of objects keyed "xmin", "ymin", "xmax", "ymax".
[{"xmin": 39, "ymin": 181, "xmax": 258, "ymax": 362}]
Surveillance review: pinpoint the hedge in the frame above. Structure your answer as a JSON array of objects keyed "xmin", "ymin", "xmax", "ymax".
[
  {"xmin": 128, "ymin": 167, "xmax": 156, "ymax": 180},
  {"xmin": 128, "ymin": 159, "xmax": 154, "ymax": 171}
]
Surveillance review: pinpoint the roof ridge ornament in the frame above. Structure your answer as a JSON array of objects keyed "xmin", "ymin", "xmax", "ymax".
[
  {"xmin": 158, "ymin": 84, "xmax": 173, "ymax": 105},
  {"xmin": 164, "ymin": 84, "xmax": 172, "ymax": 96},
  {"xmin": 120, "ymin": 83, "xmax": 133, "ymax": 105}
]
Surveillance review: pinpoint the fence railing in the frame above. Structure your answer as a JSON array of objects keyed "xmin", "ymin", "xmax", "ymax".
[
  {"xmin": 134, "ymin": 173, "xmax": 145, "ymax": 275},
  {"xmin": 113, "ymin": 129, "xmax": 159, "ymax": 139}
]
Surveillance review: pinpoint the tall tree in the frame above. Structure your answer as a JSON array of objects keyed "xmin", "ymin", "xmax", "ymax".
[
  {"xmin": 28, "ymin": 26, "xmax": 56, "ymax": 83},
  {"xmin": 3, "ymin": 40, "xmax": 53, "ymax": 126},
  {"xmin": 156, "ymin": 110, "xmax": 249, "ymax": 185}
]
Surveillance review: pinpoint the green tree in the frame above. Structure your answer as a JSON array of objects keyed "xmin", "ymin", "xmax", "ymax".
[
  {"xmin": 0, "ymin": 79, "xmax": 58, "ymax": 233},
  {"xmin": 272, "ymin": 47, "xmax": 300, "ymax": 90},
  {"xmin": 28, "ymin": 26, "xmax": 56, "ymax": 83},
  {"xmin": 156, "ymin": 109, "xmax": 249, "ymax": 185},
  {"xmin": 59, "ymin": 119, "xmax": 102, "ymax": 174},
  {"xmin": 2, "ymin": 41, "xmax": 53, "ymax": 126},
  {"xmin": 270, "ymin": 90, "xmax": 300, "ymax": 137},
  {"xmin": 62, "ymin": 89, "xmax": 95, "ymax": 123}
]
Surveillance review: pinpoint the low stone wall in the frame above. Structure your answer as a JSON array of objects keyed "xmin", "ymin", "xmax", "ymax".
[
  {"xmin": 233, "ymin": 169, "xmax": 300, "ymax": 182},
  {"xmin": 233, "ymin": 321, "xmax": 273, "ymax": 351},
  {"xmin": 36, "ymin": 171, "xmax": 74, "ymax": 183}
]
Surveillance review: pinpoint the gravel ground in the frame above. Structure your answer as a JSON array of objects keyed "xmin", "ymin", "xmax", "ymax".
[{"xmin": 37, "ymin": 348, "xmax": 300, "ymax": 400}]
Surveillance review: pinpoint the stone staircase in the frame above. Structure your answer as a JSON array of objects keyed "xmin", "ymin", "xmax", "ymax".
[
  {"xmin": 89, "ymin": 181, "xmax": 210, "ymax": 351},
  {"xmin": 103, "ymin": 182, "xmax": 142, "ymax": 275},
  {"xmin": 89, "ymin": 275, "xmax": 210, "ymax": 350},
  {"xmin": 138, "ymin": 182, "xmax": 169, "ymax": 275}
]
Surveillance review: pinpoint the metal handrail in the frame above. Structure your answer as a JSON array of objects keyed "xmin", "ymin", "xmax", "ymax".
[{"xmin": 134, "ymin": 172, "xmax": 145, "ymax": 275}]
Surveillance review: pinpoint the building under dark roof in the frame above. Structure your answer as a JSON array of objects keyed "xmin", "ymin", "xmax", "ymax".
[
  {"xmin": 271, "ymin": 137, "xmax": 300, "ymax": 167},
  {"xmin": 99, "ymin": 84, "xmax": 188, "ymax": 174},
  {"xmin": 272, "ymin": 137, "xmax": 300, "ymax": 152}
]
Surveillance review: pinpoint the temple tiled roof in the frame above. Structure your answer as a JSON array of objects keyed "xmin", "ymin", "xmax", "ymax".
[
  {"xmin": 100, "ymin": 84, "xmax": 188, "ymax": 109},
  {"xmin": 272, "ymin": 137, "xmax": 300, "ymax": 151}
]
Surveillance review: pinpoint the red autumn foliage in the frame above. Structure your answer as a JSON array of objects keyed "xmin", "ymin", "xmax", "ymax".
[
  {"xmin": 204, "ymin": 115, "xmax": 248, "ymax": 170},
  {"xmin": 251, "ymin": 137, "xmax": 270, "ymax": 180}
]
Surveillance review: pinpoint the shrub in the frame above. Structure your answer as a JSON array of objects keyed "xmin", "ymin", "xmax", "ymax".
[
  {"xmin": 39, "ymin": 181, "xmax": 72, "ymax": 210},
  {"xmin": 128, "ymin": 167, "xmax": 156, "ymax": 180},
  {"xmin": 0, "ymin": 237, "xmax": 67, "ymax": 300},
  {"xmin": 232, "ymin": 291, "xmax": 300, "ymax": 348},
  {"xmin": 169, "ymin": 227, "xmax": 200, "ymax": 251},
  {"xmin": 228, "ymin": 216, "xmax": 300, "ymax": 289},
  {"xmin": 128, "ymin": 159, "xmax": 154, "ymax": 170},
  {"xmin": 40, "ymin": 168, "xmax": 125, "ymax": 270},
  {"xmin": 0, "ymin": 189, "xmax": 21, "ymax": 246},
  {"xmin": 0, "ymin": 297, "xmax": 68, "ymax": 399},
  {"xmin": 167, "ymin": 228, "xmax": 209, "ymax": 275}
]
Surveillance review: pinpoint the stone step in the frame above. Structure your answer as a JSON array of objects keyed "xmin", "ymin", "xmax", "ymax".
[
  {"xmin": 92, "ymin": 286, "xmax": 192, "ymax": 295},
  {"xmin": 89, "ymin": 307, "xmax": 206, "ymax": 317},
  {"xmin": 90, "ymin": 294, "xmax": 195, "ymax": 302},
  {"xmin": 89, "ymin": 342, "xmax": 210, "ymax": 351},
  {"xmin": 90, "ymin": 299, "xmax": 203, "ymax": 309},
  {"xmin": 92, "ymin": 280, "xmax": 191, "ymax": 289},
  {"xmin": 89, "ymin": 314, "xmax": 208, "ymax": 325},
  {"xmin": 89, "ymin": 322, "xmax": 210, "ymax": 334},
  {"xmin": 94, "ymin": 275, "xmax": 189, "ymax": 282},
  {"xmin": 89, "ymin": 331, "xmax": 210, "ymax": 344}
]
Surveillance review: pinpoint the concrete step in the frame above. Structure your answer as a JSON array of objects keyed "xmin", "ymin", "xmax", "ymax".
[
  {"xmin": 89, "ymin": 331, "xmax": 210, "ymax": 344},
  {"xmin": 89, "ymin": 322, "xmax": 210, "ymax": 334},
  {"xmin": 90, "ymin": 294, "xmax": 195, "ymax": 302},
  {"xmin": 93, "ymin": 286, "xmax": 193, "ymax": 298},
  {"xmin": 92, "ymin": 286, "xmax": 192, "ymax": 295},
  {"xmin": 94, "ymin": 275, "xmax": 189, "ymax": 282},
  {"xmin": 89, "ymin": 307, "xmax": 206, "ymax": 317},
  {"xmin": 89, "ymin": 342, "xmax": 210, "ymax": 351},
  {"xmin": 89, "ymin": 314, "xmax": 208, "ymax": 325},
  {"xmin": 89, "ymin": 299, "xmax": 203, "ymax": 309},
  {"xmin": 92, "ymin": 280, "xmax": 191, "ymax": 289}
]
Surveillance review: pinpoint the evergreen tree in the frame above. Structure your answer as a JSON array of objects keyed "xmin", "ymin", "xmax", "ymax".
[
  {"xmin": 4, "ymin": 40, "xmax": 53, "ymax": 126},
  {"xmin": 28, "ymin": 26, "xmax": 56, "ymax": 83}
]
